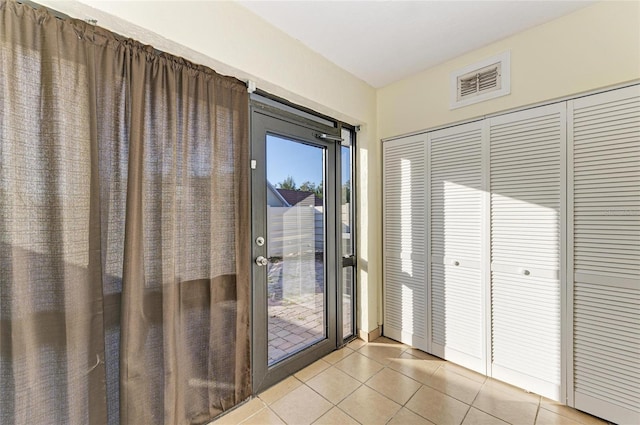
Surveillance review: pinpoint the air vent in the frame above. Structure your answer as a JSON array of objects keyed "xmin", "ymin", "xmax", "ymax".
[
  {"xmin": 450, "ymin": 51, "xmax": 510, "ymax": 109},
  {"xmin": 459, "ymin": 63, "xmax": 500, "ymax": 98}
]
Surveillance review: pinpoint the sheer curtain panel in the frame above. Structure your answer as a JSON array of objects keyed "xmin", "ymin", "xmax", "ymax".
[{"xmin": 0, "ymin": 1, "xmax": 251, "ymax": 424}]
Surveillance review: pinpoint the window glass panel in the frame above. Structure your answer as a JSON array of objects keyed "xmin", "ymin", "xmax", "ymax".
[
  {"xmin": 340, "ymin": 128, "xmax": 353, "ymax": 257},
  {"xmin": 342, "ymin": 266, "xmax": 355, "ymax": 339},
  {"xmin": 340, "ymin": 128, "xmax": 355, "ymax": 340}
]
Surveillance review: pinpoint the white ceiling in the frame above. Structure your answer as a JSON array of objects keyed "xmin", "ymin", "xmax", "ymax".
[{"xmin": 238, "ymin": 1, "xmax": 596, "ymax": 88}]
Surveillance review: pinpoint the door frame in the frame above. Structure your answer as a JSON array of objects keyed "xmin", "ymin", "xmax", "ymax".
[{"xmin": 250, "ymin": 100, "xmax": 342, "ymax": 393}]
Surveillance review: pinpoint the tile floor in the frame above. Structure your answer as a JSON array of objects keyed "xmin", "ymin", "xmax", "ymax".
[{"xmin": 211, "ymin": 337, "xmax": 610, "ymax": 425}]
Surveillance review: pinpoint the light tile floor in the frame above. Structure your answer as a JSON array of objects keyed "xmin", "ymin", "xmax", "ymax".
[{"xmin": 212, "ymin": 337, "xmax": 610, "ymax": 425}]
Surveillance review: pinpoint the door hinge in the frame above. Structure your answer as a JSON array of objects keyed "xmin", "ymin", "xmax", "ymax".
[{"xmin": 251, "ymin": 159, "xmax": 257, "ymax": 169}]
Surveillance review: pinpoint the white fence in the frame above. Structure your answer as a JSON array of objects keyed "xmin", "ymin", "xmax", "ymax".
[
  {"xmin": 266, "ymin": 204, "xmax": 351, "ymax": 258},
  {"xmin": 267, "ymin": 206, "xmax": 323, "ymax": 257}
]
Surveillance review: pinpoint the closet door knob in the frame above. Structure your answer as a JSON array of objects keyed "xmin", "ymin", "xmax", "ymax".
[{"xmin": 453, "ymin": 260, "xmax": 460, "ymax": 266}]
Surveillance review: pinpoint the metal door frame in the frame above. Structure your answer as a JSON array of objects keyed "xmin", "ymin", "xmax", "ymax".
[{"xmin": 250, "ymin": 101, "xmax": 341, "ymax": 393}]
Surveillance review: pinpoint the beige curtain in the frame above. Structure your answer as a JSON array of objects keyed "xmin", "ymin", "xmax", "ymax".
[{"xmin": 0, "ymin": 1, "xmax": 251, "ymax": 424}]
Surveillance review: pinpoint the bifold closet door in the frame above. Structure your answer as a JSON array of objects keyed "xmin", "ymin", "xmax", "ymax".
[
  {"xmin": 383, "ymin": 135, "xmax": 428, "ymax": 350},
  {"xmin": 428, "ymin": 122, "xmax": 486, "ymax": 373},
  {"xmin": 489, "ymin": 104, "xmax": 565, "ymax": 401},
  {"xmin": 569, "ymin": 85, "xmax": 640, "ymax": 425}
]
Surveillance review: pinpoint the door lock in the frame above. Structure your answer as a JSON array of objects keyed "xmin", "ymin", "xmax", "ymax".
[
  {"xmin": 255, "ymin": 236, "xmax": 265, "ymax": 247},
  {"xmin": 255, "ymin": 256, "xmax": 268, "ymax": 266}
]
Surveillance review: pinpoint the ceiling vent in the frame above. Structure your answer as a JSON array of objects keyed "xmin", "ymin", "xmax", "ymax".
[{"xmin": 450, "ymin": 51, "xmax": 510, "ymax": 109}]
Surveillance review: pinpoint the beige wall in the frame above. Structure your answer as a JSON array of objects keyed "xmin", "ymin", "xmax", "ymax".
[
  {"xmin": 39, "ymin": 0, "xmax": 382, "ymax": 334},
  {"xmin": 378, "ymin": 1, "xmax": 640, "ymax": 139}
]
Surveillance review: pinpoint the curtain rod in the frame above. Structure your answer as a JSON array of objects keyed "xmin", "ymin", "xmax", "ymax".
[{"xmin": 18, "ymin": 0, "xmax": 73, "ymax": 22}]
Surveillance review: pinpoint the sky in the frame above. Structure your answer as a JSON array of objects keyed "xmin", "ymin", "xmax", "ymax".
[{"xmin": 266, "ymin": 135, "xmax": 351, "ymax": 188}]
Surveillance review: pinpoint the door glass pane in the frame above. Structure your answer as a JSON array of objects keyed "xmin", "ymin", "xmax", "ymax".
[
  {"xmin": 341, "ymin": 144, "xmax": 352, "ymax": 256},
  {"xmin": 341, "ymin": 128, "xmax": 355, "ymax": 339},
  {"xmin": 342, "ymin": 266, "xmax": 354, "ymax": 338},
  {"xmin": 266, "ymin": 135, "xmax": 326, "ymax": 365}
]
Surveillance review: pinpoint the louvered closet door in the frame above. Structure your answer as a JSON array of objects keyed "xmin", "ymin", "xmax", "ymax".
[
  {"xmin": 429, "ymin": 122, "xmax": 486, "ymax": 373},
  {"xmin": 383, "ymin": 135, "xmax": 428, "ymax": 350},
  {"xmin": 489, "ymin": 104, "xmax": 566, "ymax": 401},
  {"xmin": 569, "ymin": 85, "xmax": 640, "ymax": 425}
]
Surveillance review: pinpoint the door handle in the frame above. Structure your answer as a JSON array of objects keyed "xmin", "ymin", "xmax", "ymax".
[
  {"xmin": 255, "ymin": 256, "xmax": 268, "ymax": 266},
  {"xmin": 517, "ymin": 268, "xmax": 531, "ymax": 276}
]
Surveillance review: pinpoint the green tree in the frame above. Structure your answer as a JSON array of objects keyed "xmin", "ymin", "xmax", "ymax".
[
  {"xmin": 315, "ymin": 181, "xmax": 323, "ymax": 199},
  {"xmin": 299, "ymin": 180, "xmax": 323, "ymax": 199},
  {"xmin": 342, "ymin": 179, "xmax": 351, "ymax": 203},
  {"xmin": 277, "ymin": 176, "xmax": 297, "ymax": 190},
  {"xmin": 299, "ymin": 181, "xmax": 317, "ymax": 193}
]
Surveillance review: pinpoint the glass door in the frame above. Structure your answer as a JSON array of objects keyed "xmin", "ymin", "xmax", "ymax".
[{"xmin": 251, "ymin": 105, "xmax": 338, "ymax": 393}]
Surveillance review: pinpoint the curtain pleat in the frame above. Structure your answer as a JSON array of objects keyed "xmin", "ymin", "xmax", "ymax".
[{"xmin": 0, "ymin": 1, "xmax": 251, "ymax": 424}]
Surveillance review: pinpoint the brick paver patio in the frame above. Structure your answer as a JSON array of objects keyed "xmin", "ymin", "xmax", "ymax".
[
  {"xmin": 267, "ymin": 255, "xmax": 325, "ymax": 364},
  {"xmin": 266, "ymin": 253, "xmax": 354, "ymax": 364}
]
